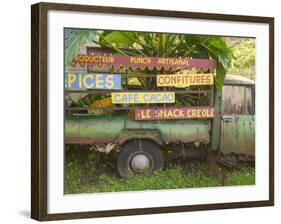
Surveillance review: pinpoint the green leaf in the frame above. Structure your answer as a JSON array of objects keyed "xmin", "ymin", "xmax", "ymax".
[
  {"xmin": 94, "ymin": 31, "xmax": 233, "ymax": 91},
  {"xmin": 64, "ymin": 29, "xmax": 97, "ymax": 65},
  {"xmin": 100, "ymin": 32, "xmax": 135, "ymax": 46},
  {"xmin": 215, "ymin": 62, "xmax": 226, "ymax": 91}
]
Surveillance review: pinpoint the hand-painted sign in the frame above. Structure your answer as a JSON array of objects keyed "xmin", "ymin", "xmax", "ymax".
[
  {"xmin": 65, "ymin": 73, "xmax": 122, "ymax": 90},
  {"xmin": 135, "ymin": 106, "xmax": 215, "ymax": 120},
  {"xmin": 72, "ymin": 54, "xmax": 217, "ymax": 72},
  {"xmin": 157, "ymin": 74, "xmax": 214, "ymax": 87},
  {"xmin": 111, "ymin": 92, "xmax": 175, "ymax": 104}
]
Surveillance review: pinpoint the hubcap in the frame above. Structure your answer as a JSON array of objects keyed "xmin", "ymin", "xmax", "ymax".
[{"xmin": 130, "ymin": 153, "xmax": 151, "ymax": 173}]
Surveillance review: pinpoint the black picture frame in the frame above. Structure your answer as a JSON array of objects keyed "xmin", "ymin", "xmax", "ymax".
[{"xmin": 31, "ymin": 2, "xmax": 274, "ymax": 221}]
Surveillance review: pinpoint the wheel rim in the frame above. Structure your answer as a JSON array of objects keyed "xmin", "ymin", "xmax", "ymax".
[{"xmin": 130, "ymin": 153, "xmax": 152, "ymax": 174}]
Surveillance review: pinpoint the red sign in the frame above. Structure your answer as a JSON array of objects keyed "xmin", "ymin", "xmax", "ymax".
[
  {"xmin": 135, "ymin": 107, "xmax": 215, "ymax": 120},
  {"xmin": 72, "ymin": 54, "xmax": 217, "ymax": 72}
]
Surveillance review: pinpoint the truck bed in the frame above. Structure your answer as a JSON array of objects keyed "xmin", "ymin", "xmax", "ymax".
[{"xmin": 65, "ymin": 114, "xmax": 211, "ymax": 145}]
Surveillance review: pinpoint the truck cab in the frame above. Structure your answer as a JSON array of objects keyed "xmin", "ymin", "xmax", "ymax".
[{"xmin": 220, "ymin": 75, "xmax": 255, "ymax": 157}]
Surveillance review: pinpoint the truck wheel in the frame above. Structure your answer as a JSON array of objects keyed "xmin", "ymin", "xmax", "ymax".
[{"xmin": 117, "ymin": 139, "xmax": 164, "ymax": 178}]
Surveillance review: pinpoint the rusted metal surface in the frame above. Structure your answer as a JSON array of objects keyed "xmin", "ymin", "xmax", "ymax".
[
  {"xmin": 224, "ymin": 74, "xmax": 255, "ymax": 85},
  {"xmin": 117, "ymin": 129, "xmax": 164, "ymax": 145},
  {"xmin": 220, "ymin": 115, "xmax": 255, "ymax": 156},
  {"xmin": 65, "ymin": 114, "xmax": 211, "ymax": 145},
  {"xmin": 220, "ymin": 84, "xmax": 255, "ymax": 156},
  {"xmin": 223, "ymin": 85, "xmax": 254, "ymax": 115},
  {"xmin": 65, "ymin": 115, "xmax": 124, "ymax": 144},
  {"xmin": 65, "ymin": 137, "xmax": 109, "ymax": 145},
  {"xmin": 217, "ymin": 152, "xmax": 255, "ymax": 168},
  {"xmin": 124, "ymin": 117, "xmax": 211, "ymax": 144},
  {"xmin": 223, "ymin": 86, "xmax": 245, "ymax": 114}
]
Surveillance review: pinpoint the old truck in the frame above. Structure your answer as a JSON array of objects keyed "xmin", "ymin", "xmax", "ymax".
[{"xmin": 65, "ymin": 74, "xmax": 255, "ymax": 178}]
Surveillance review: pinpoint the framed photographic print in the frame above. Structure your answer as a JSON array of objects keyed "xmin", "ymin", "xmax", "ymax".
[{"xmin": 31, "ymin": 2, "xmax": 274, "ymax": 221}]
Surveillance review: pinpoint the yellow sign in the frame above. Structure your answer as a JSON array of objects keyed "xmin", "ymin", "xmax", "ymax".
[
  {"xmin": 111, "ymin": 92, "xmax": 175, "ymax": 104},
  {"xmin": 157, "ymin": 73, "xmax": 214, "ymax": 87}
]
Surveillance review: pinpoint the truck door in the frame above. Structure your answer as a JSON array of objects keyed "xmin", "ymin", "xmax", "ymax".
[{"xmin": 220, "ymin": 85, "xmax": 255, "ymax": 156}]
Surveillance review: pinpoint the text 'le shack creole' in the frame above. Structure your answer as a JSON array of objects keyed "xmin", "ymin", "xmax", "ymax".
[
  {"xmin": 135, "ymin": 107, "xmax": 215, "ymax": 120},
  {"xmin": 65, "ymin": 73, "xmax": 122, "ymax": 90},
  {"xmin": 111, "ymin": 92, "xmax": 175, "ymax": 104}
]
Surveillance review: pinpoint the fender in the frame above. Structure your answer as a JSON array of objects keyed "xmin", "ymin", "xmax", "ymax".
[{"xmin": 117, "ymin": 129, "xmax": 164, "ymax": 146}]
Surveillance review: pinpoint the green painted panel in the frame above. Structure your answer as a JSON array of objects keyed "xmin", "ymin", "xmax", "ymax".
[
  {"xmin": 220, "ymin": 85, "xmax": 255, "ymax": 156},
  {"xmin": 65, "ymin": 115, "xmax": 211, "ymax": 145},
  {"xmin": 65, "ymin": 115, "xmax": 125, "ymax": 143},
  {"xmin": 220, "ymin": 115, "xmax": 255, "ymax": 156}
]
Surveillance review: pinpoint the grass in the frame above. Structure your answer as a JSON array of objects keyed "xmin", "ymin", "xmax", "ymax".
[{"xmin": 64, "ymin": 146, "xmax": 255, "ymax": 194}]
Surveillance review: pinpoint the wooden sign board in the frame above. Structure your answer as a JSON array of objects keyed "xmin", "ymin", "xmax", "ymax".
[
  {"xmin": 111, "ymin": 92, "xmax": 175, "ymax": 104},
  {"xmin": 73, "ymin": 54, "xmax": 217, "ymax": 72},
  {"xmin": 135, "ymin": 106, "xmax": 215, "ymax": 120},
  {"xmin": 65, "ymin": 73, "xmax": 122, "ymax": 90},
  {"xmin": 157, "ymin": 74, "xmax": 214, "ymax": 87}
]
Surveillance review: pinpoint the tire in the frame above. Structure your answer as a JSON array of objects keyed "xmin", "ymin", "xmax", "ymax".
[{"xmin": 117, "ymin": 139, "xmax": 164, "ymax": 178}]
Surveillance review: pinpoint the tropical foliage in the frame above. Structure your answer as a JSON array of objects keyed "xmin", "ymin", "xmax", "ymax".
[
  {"xmin": 226, "ymin": 38, "xmax": 255, "ymax": 80},
  {"xmin": 94, "ymin": 31, "xmax": 233, "ymax": 90},
  {"xmin": 65, "ymin": 29, "xmax": 234, "ymax": 89},
  {"xmin": 65, "ymin": 29, "xmax": 236, "ymax": 111},
  {"xmin": 64, "ymin": 29, "xmax": 97, "ymax": 65}
]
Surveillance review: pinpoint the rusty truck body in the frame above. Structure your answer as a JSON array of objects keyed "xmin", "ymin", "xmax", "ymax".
[{"xmin": 65, "ymin": 74, "xmax": 255, "ymax": 177}]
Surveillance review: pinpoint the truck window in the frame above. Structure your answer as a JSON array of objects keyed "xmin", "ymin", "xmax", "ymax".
[{"xmin": 223, "ymin": 85, "xmax": 254, "ymax": 115}]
